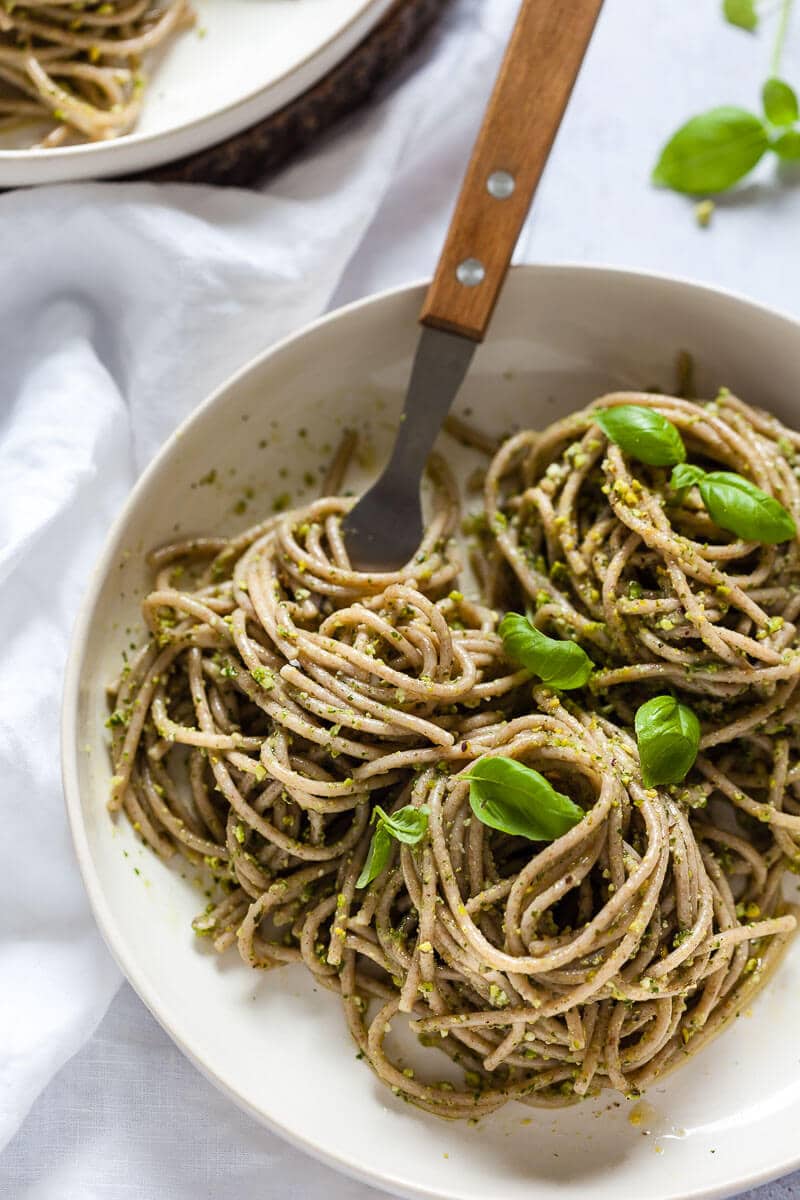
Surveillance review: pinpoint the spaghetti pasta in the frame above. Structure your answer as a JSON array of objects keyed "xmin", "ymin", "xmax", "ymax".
[
  {"xmin": 107, "ymin": 393, "xmax": 800, "ymax": 1117},
  {"xmin": 485, "ymin": 391, "xmax": 800, "ymax": 740}
]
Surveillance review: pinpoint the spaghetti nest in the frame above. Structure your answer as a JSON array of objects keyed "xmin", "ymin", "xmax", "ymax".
[
  {"xmin": 485, "ymin": 391, "xmax": 800, "ymax": 743},
  {"xmin": 0, "ymin": 1, "xmax": 194, "ymax": 147},
  {"xmin": 108, "ymin": 437, "xmax": 798, "ymax": 1117}
]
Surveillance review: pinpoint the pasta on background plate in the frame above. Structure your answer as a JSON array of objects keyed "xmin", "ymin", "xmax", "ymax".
[{"xmin": 0, "ymin": 2, "xmax": 194, "ymax": 147}]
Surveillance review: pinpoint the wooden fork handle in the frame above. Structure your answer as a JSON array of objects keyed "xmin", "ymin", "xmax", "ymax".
[{"xmin": 420, "ymin": 0, "xmax": 603, "ymax": 342}]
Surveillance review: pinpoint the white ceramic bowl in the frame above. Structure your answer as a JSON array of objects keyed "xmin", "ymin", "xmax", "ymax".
[
  {"xmin": 0, "ymin": 0, "xmax": 393, "ymax": 187},
  {"xmin": 63, "ymin": 265, "xmax": 800, "ymax": 1200}
]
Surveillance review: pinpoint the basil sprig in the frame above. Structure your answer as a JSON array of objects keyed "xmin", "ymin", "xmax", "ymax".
[
  {"xmin": 671, "ymin": 463, "xmax": 796, "ymax": 543},
  {"xmin": 593, "ymin": 405, "xmax": 686, "ymax": 467},
  {"xmin": 652, "ymin": 107, "xmax": 770, "ymax": 195},
  {"xmin": 723, "ymin": 0, "xmax": 757, "ymax": 31},
  {"xmin": 654, "ymin": 5, "xmax": 800, "ymax": 196},
  {"xmin": 635, "ymin": 696, "xmax": 700, "ymax": 788},
  {"xmin": 356, "ymin": 804, "xmax": 429, "ymax": 888},
  {"xmin": 499, "ymin": 613, "xmax": 593, "ymax": 690},
  {"xmin": 468, "ymin": 757, "xmax": 584, "ymax": 842},
  {"xmin": 773, "ymin": 129, "xmax": 800, "ymax": 160},
  {"xmin": 763, "ymin": 77, "xmax": 799, "ymax": 126}
]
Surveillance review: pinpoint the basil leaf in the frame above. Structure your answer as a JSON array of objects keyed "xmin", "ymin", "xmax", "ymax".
[
  {"xmin": 468, "ymin": 757, "xmax": 584, "ymax": 842},
  {"xmin": 670, "ymin": 464, "xmax": 795, "ymax": 542},
  {"xmin": 499, "ymin": 612, "xmax": 593, "ymax": 690},
  {"xmin": 763, "ymin": 78, "xmax": 799, "ymax": 126},
  {"xmin": 670, "ymin": 462, "xmax": 707, "ymax": 492},
  {"xmin": 773, "ymin": 129, "xmax": 800, "ymax": 160},
  {"xmin": 375, "ymin": 803, "xmax": 429, "ymax": 845},
  {"xmin": 635, "ymin": 696, "xmax": 700, "ymax": 788},
  {"xmin": 356, "ymin": 824, "xmax": 391, "ymax": 888},
  {"xmin": 652, "ymin": 107, "xmax": 769, "ymax": 194},
  {"xmin": 723, "ymin": 0, "xmax": 758, "ymax": 30},
  {"xmin": 698, "ymin": 471, "xmax": 796, "ymax": 543},
  {"xmin": 593, "ymin": 405, "xmax": 686, "ymax": 467},
  {"xmin": 356, "ymin": 804, "xmax": 429, "ymax": 888}
]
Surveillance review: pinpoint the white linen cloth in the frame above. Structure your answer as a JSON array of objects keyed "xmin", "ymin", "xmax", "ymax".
[{"xmin": 1, "ymin": 1, "xmax": 800, "ymax": 1196}]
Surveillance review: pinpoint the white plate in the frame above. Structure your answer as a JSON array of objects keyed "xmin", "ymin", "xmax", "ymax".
[
  {"xmin": 63, "ymin": 265, "xmax": 800, "ymax": 1200},
  {"xmin": 0, "ymin": 0, "xmax": 393, "ymax": 187}
]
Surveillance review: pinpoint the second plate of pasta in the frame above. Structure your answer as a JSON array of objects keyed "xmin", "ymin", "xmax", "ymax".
[{"xmin": 0, "ymin": 0, "xmax": 395, "ymax": 186}]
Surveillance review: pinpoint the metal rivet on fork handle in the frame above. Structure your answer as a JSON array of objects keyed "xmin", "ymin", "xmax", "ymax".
[
  {"xmin": 455, "ymin": 258, "xmax": 485, "ymax": 287},
  {"xmin": 487, "ymin": 170, "xmax": 515, "ymax": 199}
]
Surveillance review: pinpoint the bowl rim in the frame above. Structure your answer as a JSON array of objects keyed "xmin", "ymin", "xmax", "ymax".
[{"xmin": 61, "ymin": 262, "xmax": 800, "ymax": 1200}]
